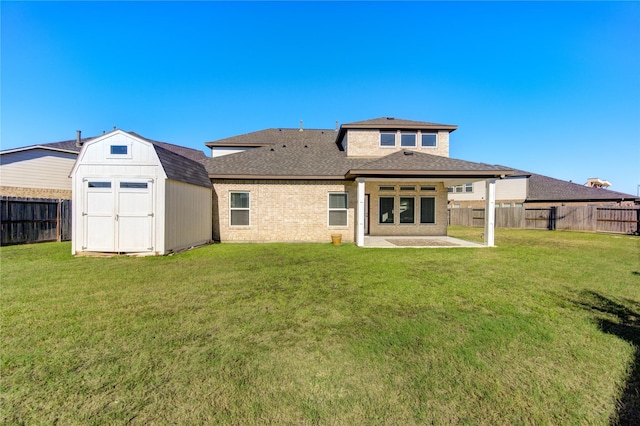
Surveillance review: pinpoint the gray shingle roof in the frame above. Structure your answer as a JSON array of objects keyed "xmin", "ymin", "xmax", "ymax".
[
  {"xmin": 202, "ymin": 130, "xmax": 357, "ymax": 178},
  {"xmin": 342, "ymin": 117, "xmax": 457, "ymax": 130},
  {"xmin": 522, "ymin": 170, "xmax": 637, "ymax": 202},
  {"xmin": 205, "ymin": 128, "xmax": 338, "ymax": 148},
  {"xmin": 153, "ymin": 145, "xmax": 211, "ymax": 188},
  {"xmin": 347, "ymin": 150, "xmax": 512, "ymax": 178},
  {"xmin": 202, "ymin": 130, "xmax": 513, "ymax": 179}
]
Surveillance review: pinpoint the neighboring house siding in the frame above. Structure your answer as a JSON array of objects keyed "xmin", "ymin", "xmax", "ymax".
[
  {"xmin": 366, "ymin": 181, "xmax": 449, "ymax": 236},
  {"xmin": 345, "ymin": 130, "xmax": 450, "ymax": 158},
  {"xmin": 164, "ymin": 179, "xmax": 212, "ymax": 251},
  {"xmin": 448, "ymin": 177, "xmax": 527, "ymax": 205},
  {"xmin": 210, "ymin": 147, "xmax": 252, "ymax": 158},
  {"xmin": 212, "ymin": 179, "xmax": 356, "ymax": 242},
  {"xmin": 0, "ymin": 149, "xmax": 77, "ymax": 196}
]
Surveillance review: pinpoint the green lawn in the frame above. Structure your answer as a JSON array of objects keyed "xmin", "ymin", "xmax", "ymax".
[{"xmin": 2, "ymin": 228, "xmax": 639, "ymax": 425}]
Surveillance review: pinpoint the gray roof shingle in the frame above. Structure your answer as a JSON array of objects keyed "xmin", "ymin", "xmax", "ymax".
[
  {"xmin": 342, "ymin": 117, "xmax": 457, "ymax": 130},
  {"xmin": 521, "ymin": 170, "xmax": 636, "ymax": 202},
  {"xmin": 153, "ymin": 145, "xmax": 211, "ymax": 188},
  {"xmin": 205, "ymin": 128, "xmax": 338, "ymax": 148}
]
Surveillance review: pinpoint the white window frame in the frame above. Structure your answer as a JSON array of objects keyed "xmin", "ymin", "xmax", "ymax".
[
  {"xmin": 229, "ymin": 191, "xmax": 250, "ymax": 227},
  {"xmin": 400, "ymin": 132, "xmax": 417, "ymax": 147},
  {"xmin": 380, "ymin": 132, "xmax": 397, "ymax": 147},
  {"xmin": 328, "ymin": 192, "xmax": 348, "ymax": 227},
  {"xmin": 420, "ymin": 132, "xmax": 437, "ymax": 148},
  {"xmin": 106, "ymin": 141, "xmax": 133, "ymax": 159}
]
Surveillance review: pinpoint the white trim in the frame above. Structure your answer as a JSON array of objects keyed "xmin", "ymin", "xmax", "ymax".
[
  {"xmin": 356, "ymin": 179, "xmax": 365, "ymax": 247},
  {"xmin": 484, "ymin": 179, "xmax": 496, "ymax": 247},
  {"xmin": 229, "ymin": 191, "xmax": 250, "ymax": 227},
  {"xmin": 328, "ymin": 192, "xmax": 349, "ymax": 228}
]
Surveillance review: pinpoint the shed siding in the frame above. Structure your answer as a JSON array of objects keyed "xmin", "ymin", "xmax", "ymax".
[
  {"xmin": 0, "ymin": 150, "xmax": 76, "ymax": 190},
  {"xmin": 164, "ymin": 180, "xmax": 212, "ymax": 251}
]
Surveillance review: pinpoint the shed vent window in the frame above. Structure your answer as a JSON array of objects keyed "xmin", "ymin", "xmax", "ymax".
[
  {"xmin": 110, "ymin": 145, "xmax": 128, "ymax": 155},
  {"xmin": 88, "ymin": 182, "xmax": 111, "ymax": 188},
  {"xmin": 120, "ymin": 182, "xmax": 148, "ymax": 189}
]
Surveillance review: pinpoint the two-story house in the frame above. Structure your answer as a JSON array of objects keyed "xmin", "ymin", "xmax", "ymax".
[{"xmin": 202, "ymin": 117, "xmax": 513, "ymax": 246}]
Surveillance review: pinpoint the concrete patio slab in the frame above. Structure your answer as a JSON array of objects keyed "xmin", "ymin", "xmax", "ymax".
[{"xmin": 363, "ymin": 236, "xmax": 485, "ymax": 248}]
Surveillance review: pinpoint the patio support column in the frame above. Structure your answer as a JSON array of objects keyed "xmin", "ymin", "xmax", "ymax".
[
  {"xmin": 484, "ymin": 178, "xmax": 497, "ymax": 247},
  {"xmin": 356, "ymin": 178, "xmax": 365, "ymax": 247}
]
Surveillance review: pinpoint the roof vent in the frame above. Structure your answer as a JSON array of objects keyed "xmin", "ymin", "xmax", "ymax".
[
  {"xmin": 386, "ymin": 117, "xmax": 395, "ymax": 120},
  {"xmin": 270, "ymin": 148, "xmax": 275, "ymax": 151},
  {"xmin": 75, "ymin": 130, "xmax": 82, "ymax": 148},
  {"xmin": 282, "ymin": 144, "xmax": 286, "ymax": 148},
  {"xmin": 335, "ymin": 120, "xmax": 339, "ymax": 131},
  {"xmin": 404, "ymin": 151, "xmax": 414, "ymax": 156},
  {"xmin": 304, "ymin": 145, "xmax": 308, "ymax": 148},
  {"xmin": 299, "ymin": 120, "xmax": 303, "ymax": 132}
]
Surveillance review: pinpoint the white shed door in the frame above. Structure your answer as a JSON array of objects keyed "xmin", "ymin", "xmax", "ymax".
[{"xmin": 84, "ymin": 179, "xmax": 154, "ymax": 252}]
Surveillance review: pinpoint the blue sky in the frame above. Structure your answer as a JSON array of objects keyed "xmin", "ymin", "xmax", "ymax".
[{"xmin": 2, "ymin": 1, "xmax": 639, "ymax": 195}]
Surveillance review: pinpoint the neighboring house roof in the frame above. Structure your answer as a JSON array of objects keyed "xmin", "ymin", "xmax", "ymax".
[
  {"xmin": 202, "ymin": 127, "xmax": 512, "ymax": 180},
  {"xmin": 1, "ymin": 138, "xmax": 92, "ymax": 155},
  {"xmin": 504, "ymin": 168, "xmax": 637, "ymax": 202}
]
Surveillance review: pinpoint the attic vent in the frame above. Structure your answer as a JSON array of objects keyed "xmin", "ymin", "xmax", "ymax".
[
  {"xmin": 282, "ymin": 144, "xmax": 286, "ymax": 148},
  {"xmin": 404, "ymin": 151, "xmax": 414, "ymax": 156},
  {"xmin": 304, "ymin": 145, "xmax": 308, "ymax": 148},
  {"xmin": 386, "ymin": 117, "xmax": 395, "ymax": 120},
  {"xmin": 270, "ymin": 148, "xmax": 275, "ymax": 151}
]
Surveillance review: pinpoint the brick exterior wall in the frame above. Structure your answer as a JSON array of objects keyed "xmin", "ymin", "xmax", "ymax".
[
  {"xmin": 0, "ymin": 186, "xmax": 72, "ymax": 200},
  {"xmin": 346, "ymin": 130, "xmax": 450, "ymax": 157},
  {"xmin": 366, "ymin": 181, "xmax": 449, "ymax": 236},
  {"xmin": 212, "ymin": 179, "xmax": 356, "ymax": 243}
]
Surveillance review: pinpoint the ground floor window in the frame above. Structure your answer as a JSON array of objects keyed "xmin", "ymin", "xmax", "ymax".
[
  {"xmin": 420, "ymin": 197, "xmax": 436, "ymax": 224},
  {"xmin": 379, "ymin": 197, "xmax": 394, "ymax": 224},
  {"xmin": 399, "ymin": 197, "xmax": 415, "ymax": 223},
  {"xmin": 328, "ymin": 193, "xmax": 348, "ymax": 226},
  {"xmin": 230, "ymin": 192, "xmax": 250, "ymax": 226}
]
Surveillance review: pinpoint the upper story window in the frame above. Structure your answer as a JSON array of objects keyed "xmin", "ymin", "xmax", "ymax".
[
  {"xmin": 421, "ymin": 133, "xmax": 437, "ymax": 147},
  {"xmin": 400, "ymin": 133, "xmax": 416, "ymax": 147},
  {"xmin": 380, "ymin": 132, "xmax": 396, "ymax": 147}
]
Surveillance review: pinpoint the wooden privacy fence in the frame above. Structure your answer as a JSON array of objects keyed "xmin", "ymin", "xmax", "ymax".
[
  {"xmin": 1, "ymin": 197, "xmax": 72, "ymax": 245},
  {"xmin": 449, "ymin": 206, "xmax": 640, "ymax": 235}
]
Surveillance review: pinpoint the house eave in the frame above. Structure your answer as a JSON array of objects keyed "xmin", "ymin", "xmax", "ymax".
[
  {"xmin": 1, "ymin": 146, "xmax": 79, "ymax": 156},
  {"xmin": 208, "ymin": 174, "xmax": 347, "ymax": 180},
  {"xmin": 346, "ymin": 169, "xmax": 513, "ymax": 179}
]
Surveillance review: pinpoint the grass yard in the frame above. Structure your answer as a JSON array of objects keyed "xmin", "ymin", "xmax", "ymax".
[{"xmin": 1, "ymin": 228, "xmax": 639, "ymax": 425}]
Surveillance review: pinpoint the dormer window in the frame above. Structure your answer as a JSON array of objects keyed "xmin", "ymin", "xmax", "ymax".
[
  {"xmin": 401, "ymin": 133, "xmax": 417, "ymax": 147},
  {"xmin": 380, "ymin": 132, "xmax": 396, "ymax": 147}
]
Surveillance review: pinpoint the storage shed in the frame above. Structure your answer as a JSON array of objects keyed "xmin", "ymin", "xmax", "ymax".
[{"xmin": 71, "ymin": 130, "xmax": 212, "ymax": 255}]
